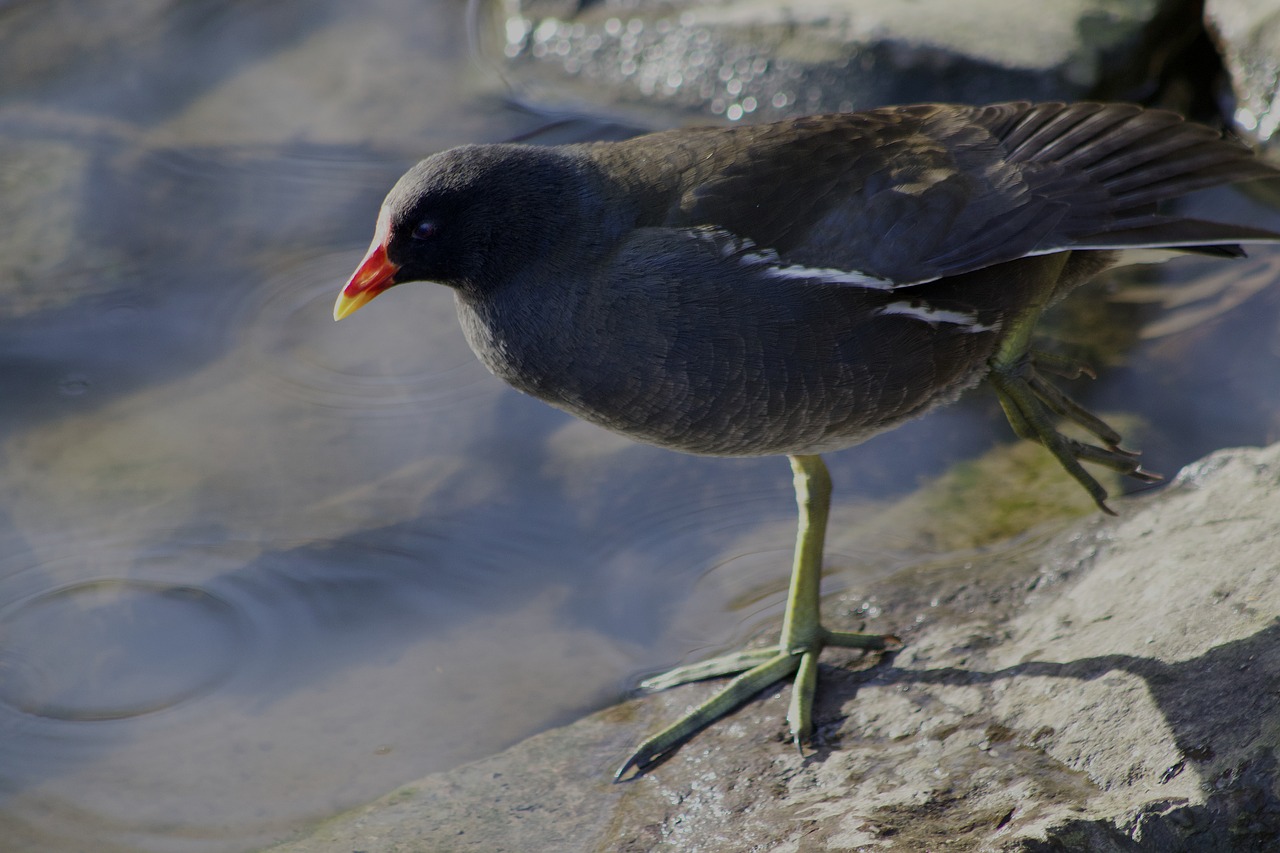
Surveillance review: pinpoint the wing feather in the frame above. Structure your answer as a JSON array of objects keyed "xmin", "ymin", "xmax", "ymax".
[{"xmin": 592, "ymin": 102, "xmax": 1280, "ymax": 288}]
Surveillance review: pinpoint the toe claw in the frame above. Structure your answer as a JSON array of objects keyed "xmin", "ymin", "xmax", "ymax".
[{"xmin": 1131, "ymin": 466, "xmax": 1164, "ymax": 484}]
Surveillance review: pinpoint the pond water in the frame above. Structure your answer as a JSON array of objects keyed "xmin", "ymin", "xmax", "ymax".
[{"xmin": 2, "ymin": 2, "xmax": 1280, "ymax": 851}]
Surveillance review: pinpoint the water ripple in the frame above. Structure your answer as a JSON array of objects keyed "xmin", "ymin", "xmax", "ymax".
[
  {"xmin": 234, "ymin": 250, "xmax": 496, "ymax": 415},
  {"xmin": 0, "ymin": 579, "xmax": 245, "ymax": 721}
]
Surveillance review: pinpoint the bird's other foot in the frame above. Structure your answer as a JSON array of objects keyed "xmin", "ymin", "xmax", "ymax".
[{"xmin": 989, "ymin": 350, "xmax": 1163, "ymax": 513}]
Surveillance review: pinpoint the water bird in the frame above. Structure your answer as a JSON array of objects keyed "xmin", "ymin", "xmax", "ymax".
[{"xmin": 333, "ymin": 102, "xmax": 1280, "ymax": 777}]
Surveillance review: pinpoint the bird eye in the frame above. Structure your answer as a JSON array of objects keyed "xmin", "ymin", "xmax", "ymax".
[{"xmin": 412, "ymin": 219, "xmax": 439, "ymax": 240}]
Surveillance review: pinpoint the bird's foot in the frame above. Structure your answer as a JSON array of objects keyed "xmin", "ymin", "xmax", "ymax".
[
  {"xmin": 988, "ymin": 351, "xmax": 1163, "ymax": 514},
  {"xmin": 615, "ymin": 628, "xmax": 898, "ymax": 780}
]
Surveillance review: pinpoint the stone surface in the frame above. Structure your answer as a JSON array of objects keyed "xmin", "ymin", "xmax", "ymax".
[
  {"xmin": 266, "ymin": 442, "xmax": 1280, "ymax": 852},
  {"xmin": 481, "ymin": 0, "xmax": 1169, "ymax": 123},
  {"xmin": 1206, "ymin": 0, "xmax": 1280, "ymax": 148}
]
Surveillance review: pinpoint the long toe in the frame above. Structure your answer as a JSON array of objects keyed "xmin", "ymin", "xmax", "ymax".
[
  {"xmin": 619, "ymin": 627, "xmax": 898, "ymax": 778},
  {"xmin": 988, "ymin": 352, "xmax": 1164, "ymax": 511},
  {"xmin": 616, "ymin": 651, "xmax": 803, "ymax": 780}
]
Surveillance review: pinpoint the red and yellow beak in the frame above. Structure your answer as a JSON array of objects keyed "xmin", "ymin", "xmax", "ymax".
[{"xmin": 334, "ymin": 229, "xmax": 401, "ymax": 320}]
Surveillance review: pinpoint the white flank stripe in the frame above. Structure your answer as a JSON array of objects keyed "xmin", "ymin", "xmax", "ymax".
[
  {"xmin": 760, "ymin": 262, "xmax": 898, "ymax": 290},
  {"xmin": 876, "ymin": 301, "xmax": 996, "ymax": 333},
  {"xmin": 704, "ymin": 226, "xmax": 911, "ymax": 290},
  {"xmin": 738, "ymin": 248, "xmax": 781, "ymax": 264}
]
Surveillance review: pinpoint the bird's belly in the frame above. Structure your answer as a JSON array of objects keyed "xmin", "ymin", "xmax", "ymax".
[{"xmin": 455, "ymin": 292, "xmax": 995, "ymax": 458}]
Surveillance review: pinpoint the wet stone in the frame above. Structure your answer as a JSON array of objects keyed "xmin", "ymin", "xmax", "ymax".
[
  {"xmin": 1206, "ymin": 0, "xmax": 1280, "ymax": 150},
  {"xmin": 268, "ymin": 442, "xmax": 1280, "ymax": 852},
  {"xmin": 483, "ymin": 0, "xmax": 1167, "ymax": 123}
]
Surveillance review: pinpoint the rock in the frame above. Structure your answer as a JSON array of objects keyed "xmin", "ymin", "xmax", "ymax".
[
  {"xmin": 480, "ymin": 0, "xmax": 1171, "ymax": 123},
  {"xmin": 265, "ymin": 442, "xmax": 1280, "ymax": 852},
  {"xmin": 1205, "ymin": 0, "xmax": 1280, "ymax": 149}
]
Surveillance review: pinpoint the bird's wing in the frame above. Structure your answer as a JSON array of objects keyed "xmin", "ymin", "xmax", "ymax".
[
  {"xmin": 614, "ymin": 224, "xmax": 1001, "ymax": 338},
  {"xmin": 645, "ymin": 103, "xmax": 1280, "ymax": 287}
]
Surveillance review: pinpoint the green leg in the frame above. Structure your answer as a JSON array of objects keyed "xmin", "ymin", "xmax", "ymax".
[
  {"xmin": 616, "ymin": 454, "xmax": 897, "ymax": 780},
  {"xmin": 779, "ymin": 454, "xmax": 829, "ymax": 653}
]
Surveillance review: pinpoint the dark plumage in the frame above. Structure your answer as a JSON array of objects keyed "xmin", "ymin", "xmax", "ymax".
[{"xmin": 334, "ymin": 102, "xmax": 1280, "ymax": 776}]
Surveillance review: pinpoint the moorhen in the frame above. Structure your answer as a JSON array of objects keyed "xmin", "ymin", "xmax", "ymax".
[{"xmin": 332, "ymin": 102, "xmax": 1280, "ymax": 778}]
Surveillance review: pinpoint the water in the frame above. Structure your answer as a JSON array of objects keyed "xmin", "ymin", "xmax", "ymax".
[{"xmin": 2, "ymin": 2, "xmax": 1280, "ymax": 851}]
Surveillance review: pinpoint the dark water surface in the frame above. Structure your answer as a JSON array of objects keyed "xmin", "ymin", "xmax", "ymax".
[{"xmin": 2, "ymin": 2, "xmax": 1280, "ymax": 851}]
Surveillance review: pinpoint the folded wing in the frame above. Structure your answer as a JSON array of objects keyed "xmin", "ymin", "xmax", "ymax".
[{"xmin": 640, "ymin": 102, "xmax": 1280, "ymax": 287}]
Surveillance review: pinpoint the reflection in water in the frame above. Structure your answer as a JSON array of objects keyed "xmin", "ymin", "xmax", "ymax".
[
  {"xmin": 236, "ymin": 252, "xmax": 495, "ymax": 414},
  {"xmin": 0, "ymin": 1, "xmax": 659, "ymax": 849},
  {"xmin": 1, "ymin": 1, "xmax": 1279, "ymax": 852},
  {"xmin": 0, "ymin": 526, "xmax": 636, "ymax": 851}
]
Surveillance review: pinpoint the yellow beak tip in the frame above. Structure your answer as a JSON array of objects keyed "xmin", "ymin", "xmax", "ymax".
[{"xmin": 333, "ymin": 292, "xmax": 367, "ymax": 321}]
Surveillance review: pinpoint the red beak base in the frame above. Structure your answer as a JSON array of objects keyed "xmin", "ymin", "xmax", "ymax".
[{"xmin": 334, "ymin": 243, "xmax": 400, "ymax": 320}]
